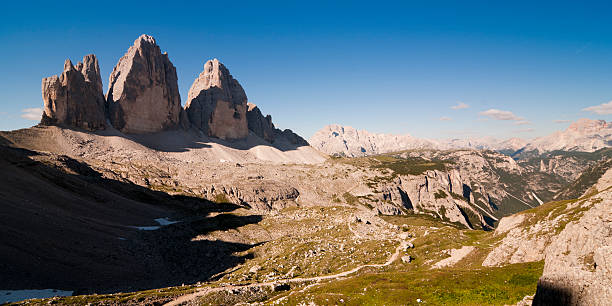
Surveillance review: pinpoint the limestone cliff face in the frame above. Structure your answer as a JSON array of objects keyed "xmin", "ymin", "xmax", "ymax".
[
  {"xmin": 39, "ymin": 34, "xmax": 308, "ymax": 144},
  {"xmin": 185, "ymin": 59, "xmax": 248, "ymax": 140},
  {"xmin": 483, "ymin": 168, "xmax": 612, "ymax": 269},
  {"xmin": 106, "ymin": 35, "xmax": 182, "ymax": 134},
  {"xmin": 479, "ymin": 168, "xmax": 612, "ymax": 304},
  {"xmin": 354, "ymin": 149, "xmax": 540, "ymax": 229},
  {"xmin": 533, "ymin": 190, "xmax": 612, "ymax": 305},
  {"xmin": 246, "ymin": 102, "xmax": 309, "ymax": 146},
  {"xmin": 373, "ymin": 169, "xmax": 487, "ymax": 229},
  {"xmin": 246, "ymin": 102, "xmax": 276, "ymax": 143},
  {"xmin": 41, "ymin": 55, "xmax": 106, "ymax": 130},
  {"xmin": 201, "ymin": 182, "xmax": 300, "ymax": 211}
]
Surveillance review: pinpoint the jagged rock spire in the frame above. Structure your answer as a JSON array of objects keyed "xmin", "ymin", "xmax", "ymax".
[
  {"xmin": 41, "ymin": 54, "xmax": 106, "ymax": 130},
  {"xmin": 106, "ymin": 34, "xmax": 182, "ymax": 134}
]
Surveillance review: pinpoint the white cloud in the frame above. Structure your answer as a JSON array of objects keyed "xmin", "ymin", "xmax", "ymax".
[
  {"xmin": 479, "ymin": 109, "xmax": 523, "ymax": 121},
  {"xmin": 451, "ymin": 102, "xmax": 469, "ymax": 110},
  {"xmin": 583, "ymin": 101, "xmax": 612, "ymax": 115},
  {"xmin": 554, "ymin": 119, "xmax": 571, "ymax": 123},
  {"xmin": 439, "ymin": 116, "xmax": 452, "ymax": 121},
  {"xmin": 514, "ymin": 120, "xmax": 530, "ymax": 125},
  {"xmin": 20, "ymin": 108, "xmax": 43, "ymax": 121}
]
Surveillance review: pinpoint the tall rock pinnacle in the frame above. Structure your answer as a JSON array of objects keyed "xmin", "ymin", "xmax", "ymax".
[
  {"xmin": 41, "ymin": 55, "xmax": 106, "ymax": 130},
  {"xmin": 185, "ymin": 59, "xmax": 248, "ymax": 140},
  {"xmin": 106, "ymin": 34, "xmax": 182, "ymax": 134}
]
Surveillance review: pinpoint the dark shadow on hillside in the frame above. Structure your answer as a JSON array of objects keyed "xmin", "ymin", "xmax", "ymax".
[
  {"xmin": 0, "ymin": 138, "xmax": 263, "ymax": 295},
  {"xmin": 123, "ymin": 127, "xmax": 310, "ymax": 153},
  {"xmin": 3, "ymin": 123, "xmax": 311, "ymax": 154},
  {"xmin": 532, "ymin": 279, "xmax": 574, "ymax": 306},
  {"xmin": 79, "ymin": 121, "xmax": 310, "ymax": 153}
]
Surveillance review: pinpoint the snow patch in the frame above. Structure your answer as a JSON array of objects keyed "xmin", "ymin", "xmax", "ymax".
[
  {"xmin": 154, "ymin": 217, "xmax": 179, "ymax": 226},
  {"xmin": 133, "ymin": 217, "xmax": 180, "ymax": 231},
  {"xmin": 0, "ymin": 289, "xmax": 73, "ymax": 303}
]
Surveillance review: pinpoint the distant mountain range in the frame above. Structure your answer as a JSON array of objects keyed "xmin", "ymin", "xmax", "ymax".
[{"xmin": 309, "ymin": 118, "xmax": 612, "ymax": 157}]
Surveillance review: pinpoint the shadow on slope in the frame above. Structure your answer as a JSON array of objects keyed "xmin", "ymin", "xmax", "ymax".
[
  {"xmin": 0, "ymin": 139, "xmax": 262, "ymax": 295},
  {"xmin": 532, "ymin": 279, "xmax": 575, "ymax": 305},
  {"xmin": 123, "ymin": 127, "xmax": 310, "ymax": 153},
  {"xmin": 3, "ymin": 123, "xmax": 312, "ymax": 154}
]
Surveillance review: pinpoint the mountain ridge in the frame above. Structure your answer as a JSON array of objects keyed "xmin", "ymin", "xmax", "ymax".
[
  {"xmin": 40, "ymin": 34, "xmax": 307, "ymax": 146},
  {"xmin": 310, "ymin": 119, "xmax": 612, "ymax": 157}
]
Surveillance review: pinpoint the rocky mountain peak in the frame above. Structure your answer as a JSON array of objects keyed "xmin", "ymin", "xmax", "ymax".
[
  {"xmin": 106, "ymin": 34, "xmax": 182, "ymax": 134},
  {"xmin": 75, "ymin": 54, "xmax": 103, "ymax": 93},
  {"xmin": 63, "ymin": 59, "xmax": 74, "ymax": 72},
  {"xmin": 36, "ymin": 34, "xmax": 308, "ymax": 144},
  {"xmin": 134, "ymin": 34, "xmax": 156, "ymax": 46},
  {"xmin": 567, "ymin": 118, "xmax": 610, "ymax": 134},
  {"xmin": 185, "ymin": 58, "xmax": 248, "ymax": 140},
  {"xmin": 41, "ymin": 54, "xmax": 106, "ymax": 131},
  {"xmin": 310, "ymin": 124, "xmax": 433, "ymax": 157},
  {"xmin": 186, "ymin": 58, "xmax": 242, "ymax": 102}
]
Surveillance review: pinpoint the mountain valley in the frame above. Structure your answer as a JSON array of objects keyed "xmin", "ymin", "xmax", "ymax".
[{"xmin": 1, "ymin": 34, "xmax": 611, "ymax": 306}]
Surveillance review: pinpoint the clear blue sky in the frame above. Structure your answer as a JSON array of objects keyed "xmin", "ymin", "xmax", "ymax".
[{"xmin": 1, "ymin": 1, "xmax": 611, "ymax": 140}]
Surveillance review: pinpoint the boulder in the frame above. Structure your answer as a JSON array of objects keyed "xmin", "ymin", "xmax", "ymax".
[
  {"xmin": 106, "ymin": 34, "xmax": 182, "ymax": 134},
  {"xmin": 41, "ymin": 55, "xmax": 106, "ymax": 130},
  {"xmin": 185, "ymin": 59, "xmax": 248, "ymax": 140}
]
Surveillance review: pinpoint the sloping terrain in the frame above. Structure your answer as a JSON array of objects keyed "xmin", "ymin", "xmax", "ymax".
[
  {"xmin": 1, "ymin": 126, "xmax": 610, "ymax": 305},
  {"xmin": 480, "ymin": 168, "xmax": 612, "ymax": 304},
  {"xmin": 0, "ymin": 142, "xmax": 264, "ymax": 295}
]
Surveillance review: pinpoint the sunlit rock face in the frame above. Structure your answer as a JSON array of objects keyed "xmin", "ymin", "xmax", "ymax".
[
  {"xmin": 41, "ymin": 55, "xmax": 106, "ymax": 130},
  {"xmin": 185, "ymin": 58, "xmax": 248, "ymax": 140},
  {"xmin": 106, "ymin": 34, "xmax": 182, "ymax": 134}
]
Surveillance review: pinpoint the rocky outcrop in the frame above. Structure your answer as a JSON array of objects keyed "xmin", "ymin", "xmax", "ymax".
[
  {"xmin": 373, "ymin": 169, "xmax": 488, "ymax": 229},
  {"xmin": 484, "ymin": 168, "xmax": 612, "ymax": 268},
  {"xmin": 432, "ymin": 246, "xmax": 475, "ymax": 269},
  {"xmin": 533, "ymin": 190, "xmax": 612, "ymax": 305},
  {"xmin": 247, "ymin": 102, "xmax": 276, "ymax": 143},
  {"xmin": 274, "ymin": 128, "xmax": 309, "ymax": 146},
  {"xmin": 106, "ymin": 35, "xmax": 182, "ymax": 134},
  {"xmin": 482, "ymin": 211, "xmax": 551, "ymax": 266},
  {"xmin": 201, "ymin": 181, "xmax": 299, "ymax": 211},
  {"xmin": 36, "ymin": 34, "xmax": 307, "ymax": 145},
  {"xmin": 185, "ymin": 59, "xmax": 248, "ymax": 140},
  {"xmin": 246, "ymin": 102, "xmax": 309, "ymax": 146},
  {"xmin": 41, "ymin": 55, "xmax": 106, "ymax": 130},
  {"xmin": 345, "ymin": 149, "xmax": 563, "ymax": 229}
]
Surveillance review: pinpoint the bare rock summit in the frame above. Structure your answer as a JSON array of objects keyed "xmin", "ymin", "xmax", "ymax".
[
  {"xmin": 185, "ymin": 59, "xmax": 248, "ymax": 140},
  {"xmin": 41, "ymin": 55, "xmax": 106, "ymax": 130},
  {"xmin": 106, "ymin": 34, "xmax": 182, "ymax": 134}
]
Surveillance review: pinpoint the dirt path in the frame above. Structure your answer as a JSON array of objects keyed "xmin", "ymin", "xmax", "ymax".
[
  {"xmin": 166, "ymin": 189, "xmax": 402, "ymax": 306},
  {"xmin": 165, "ymin": 237, "xmax": 409, "ymax": 305}
]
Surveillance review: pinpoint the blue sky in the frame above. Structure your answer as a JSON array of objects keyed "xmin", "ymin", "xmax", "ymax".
[{"xmin": 1, "ymin": 1, "xmax": 611, "ymax": 139}]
